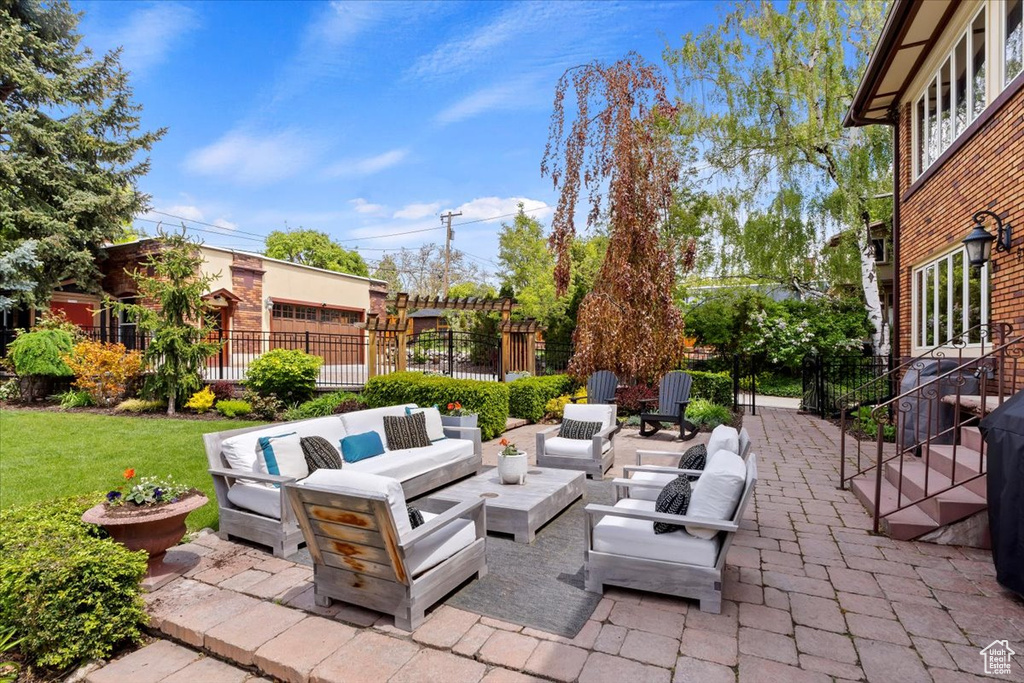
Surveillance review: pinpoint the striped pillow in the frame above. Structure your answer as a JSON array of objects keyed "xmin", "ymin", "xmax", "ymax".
[
  {"xmin": 559, "ymin": 418, "xmax": 603, "ymax": 440},
  {"xmin": 383, "ymin": 411, "xmax": 431, "ymax": 450},
  {"xmin": 300, "ymin": 436, "xmax": 342, "ymax": 473}
]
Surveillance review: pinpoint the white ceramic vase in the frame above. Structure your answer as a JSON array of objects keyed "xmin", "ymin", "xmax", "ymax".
[{"xmin": 498, "ymin": 451, "xmax": 528, "ymax": 485}]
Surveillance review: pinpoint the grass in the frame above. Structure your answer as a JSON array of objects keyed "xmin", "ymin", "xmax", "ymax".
[{"xmin": 0, "ymin": 408, "xmax": 264, "ymax": 532}]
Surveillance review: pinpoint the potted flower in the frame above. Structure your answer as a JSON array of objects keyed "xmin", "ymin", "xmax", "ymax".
[
  {"xmin": 497, "ymin": 438, "xmax": 528, "ymax": 485},
  {"xmin": 81, "ymin": 468, "xmax": 208, "ymax": 562},
  {"xmin": 441, "ymin": 401, "xmax": 478, "ymax": 429}
]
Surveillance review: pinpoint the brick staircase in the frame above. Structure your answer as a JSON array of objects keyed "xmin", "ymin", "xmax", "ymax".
[{"xmin": 849, "ymin": 426, "xmax": 987, "ymax": 541}]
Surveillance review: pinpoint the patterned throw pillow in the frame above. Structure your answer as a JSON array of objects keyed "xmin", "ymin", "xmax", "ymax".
[
  {"xmin": 300, "ymin": 436, "xmax": 342, "ymax": 473},
  {"xmin": 677, "ymin": 443, "xmax": 707, "ymax": 481},
  {"xmin": 408, "ymin": 506, "xmax": 425, "ymax": 529},
  {"xmin": 383, "ymin": 411, "xmax": 431, "ymax": 450},
  {"xmin": 559, "ymin": 418, "xmax": 603, "ymax": 440},
  {"xmin": 653, "ymin": 476, "xmax": 693, "ymax": 534}
]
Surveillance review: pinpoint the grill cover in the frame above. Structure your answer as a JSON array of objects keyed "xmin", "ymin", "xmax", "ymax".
[
  {"xmin": 980, "ymin": 389, "xmax": 1024, "ymax": 597},
  {"xmin": 899, "ymin": 360, "xmax": 979, "ymax": 451}
]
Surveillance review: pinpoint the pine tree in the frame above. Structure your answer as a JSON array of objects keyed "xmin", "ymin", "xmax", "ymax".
[{"xmin": 0, "ymin": 0, "xmax": 164, "ymax": 308}]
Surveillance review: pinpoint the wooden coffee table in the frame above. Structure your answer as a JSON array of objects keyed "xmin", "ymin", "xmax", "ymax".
[{"xmin": 425, "ymin": 467, "xmax": 585, "ymax": 543}]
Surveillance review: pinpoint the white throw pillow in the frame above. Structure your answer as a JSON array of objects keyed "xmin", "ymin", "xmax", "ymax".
[
  {"xmin": 685, "ymin": 451, "xmax": 746, "ymax": 539},
  {"xmin": 255, "ymin": 432, "xmax": 309, "ymax": 480},
  {"xmin": 407, "ymin": 406, "xmax": 446, "ymax": 442},
  {"xmin": 706, "ymin": 425, "xmax": 739, "ymax": 461},
  {"xmin": 299, "ymin": 469, "xmax": 412, "ymax": 538}
]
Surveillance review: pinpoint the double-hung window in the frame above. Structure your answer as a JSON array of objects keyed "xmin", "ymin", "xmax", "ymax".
[{"xmin": 912, "ymin": 248, "xmax": 989, "ymax": 349}]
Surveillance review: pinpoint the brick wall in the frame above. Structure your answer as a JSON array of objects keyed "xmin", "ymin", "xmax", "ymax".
[
  {"xmin": 369, "ymin": 282, "xmax": 388, "ymax": 318},
  {"xmin": 230, "ymin": 254, "xmax": 265, "ymax": 332},
  {"xmin": 896, "ymin": 88, "xmax": 1024, "ymax": 360}
]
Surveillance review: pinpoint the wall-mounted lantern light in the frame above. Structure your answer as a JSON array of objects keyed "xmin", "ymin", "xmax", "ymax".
[{"xmin": 962, "ymin": 210, "xmax": 1013, "ymax": 269}]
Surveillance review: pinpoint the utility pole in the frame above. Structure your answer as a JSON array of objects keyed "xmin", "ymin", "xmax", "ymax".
[{"xmin": 441, "ymin": 210, "xmax": 461, "ymax": 297}]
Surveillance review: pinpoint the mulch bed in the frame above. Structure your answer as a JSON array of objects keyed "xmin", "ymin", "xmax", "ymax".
[{"xmin": 0, "ymin": 403, "xmax": 229, "ymax": 421}]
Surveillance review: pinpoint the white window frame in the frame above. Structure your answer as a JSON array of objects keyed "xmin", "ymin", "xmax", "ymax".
[
  {"xmin": 910, "ymin": 246, "xmax": 989, "ymax": 352},
  {"xmin": 1002, "ymin": 0, "xmax": 1024, "ymax": 87}
]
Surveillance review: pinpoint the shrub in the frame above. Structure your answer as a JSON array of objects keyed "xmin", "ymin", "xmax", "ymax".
[
  {"xmin": 184, "ymin": 386, "xmax": 215, "ymax": 413},
  {"xmin": 0, "ymin": 380, "xmax": 20, "ymax": 403},
  {"xmin": 686, "ymin": 398, "xmax": 733, "ymax": 429},
  {"xmin": 209, "ymin": 381, "xmax": 235, "ymax": 403},
  {"xmin": 216, "ymin": 399, "xmax": 253, "ymax": 418},
  {"xmin": 63, "ymin": 340, "xmax": 144, "ymax": 407},
  {"xmin": 0, "ymin": 497, "xmax": 148, "ymax": 670},
  {"xmin": 363, "ymin": 372, "xmax": 509, "ymax": 440},
  {"xmin": 58, "ymin": 389, "xmax": 95, "ymax": 409},
  {"xmin": 744, "ymin": 372, "xmax": 803, "ymax": 398},
  {"xmin": 614, "ymin": 383, "xmax": 657, "ymax": 415},
  {"xmin": 852, "ymin": 406, "xmax": 896, "ymax": 442},
  {"xmin": 6, "ymin": 329, "xmax": 74, "ymax": 401},
  {"xmin": 333, "ymin": 398, "xmax": 366, "ymax": 414},
  {"xmin": 113, "ymin": 398, "xmax": 165, "ymax": 414},
  {"xmin": 689, "ymin": 370, "xmax": 733, "ymax": 407},
  {"xmin": 283, "ymin": 391, "xmax": 364, "ymax": 421},
  {"xmin": 245, "ymin": 349, "xmax": 323, "ymax": 405},
  {"xmin": 507, "ymin": 375, "xmax": 574, "ymax": 423},
  {"xmin": 242, "ymin": 390, "xmax": 282, "ymax": 420},
  {"xmin": 544, "ymin": 388, "xmax": 587, "ymax": 420}
]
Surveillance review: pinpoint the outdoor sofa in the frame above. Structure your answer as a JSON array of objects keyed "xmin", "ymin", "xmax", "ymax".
[{"xmin": 204, "ymin": 404, "xmax": 482, "ymax": 557}]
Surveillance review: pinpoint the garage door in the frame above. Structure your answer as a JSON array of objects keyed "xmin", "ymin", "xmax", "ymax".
[{"xmin": 270, "ymin": 303, "xmax": 364, "ymax": 364}]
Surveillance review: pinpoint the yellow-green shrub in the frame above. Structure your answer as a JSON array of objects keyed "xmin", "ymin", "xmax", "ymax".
[
  {"xmin": 544, "ymin": 388, "xmax": 587, "ymax": 420},
  {"xmin": 184, "ymin": 386, "xmax": 215, "ymax": 413}
]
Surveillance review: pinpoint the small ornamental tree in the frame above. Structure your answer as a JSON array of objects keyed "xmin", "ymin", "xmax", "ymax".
[
  {"xmin": 108, "ymin": 230, "xmax": 221, "ymax": 414},
  {"xmin": 542, "ymin": 54, "xmax": 686, "ymax": 382}
]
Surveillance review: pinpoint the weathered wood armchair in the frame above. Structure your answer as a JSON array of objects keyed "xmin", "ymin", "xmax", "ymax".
[
  {"xmin": 639, "ymin": 371, "xmax": 698, "ymax": 440},
  {"xmin": 571, "ymin": 371, "xmax": 619, "ymax": 405},
  {"xmin": 285, "ymin": 469, "xmax": 487, "ymax": 630},
  {"xmin": 536, "ymin": 403, "xmax": 618, "ymax": 479}
]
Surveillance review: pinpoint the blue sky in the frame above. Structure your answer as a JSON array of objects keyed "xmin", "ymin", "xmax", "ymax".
[{"xmin": 76, "ymin": 1, "xmax": 718, "ymax": 279}]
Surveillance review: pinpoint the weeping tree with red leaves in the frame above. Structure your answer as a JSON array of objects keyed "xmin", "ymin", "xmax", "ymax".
[{"xmin": 542, "ymin": 54, "xmax": 686, "ymax": 383}]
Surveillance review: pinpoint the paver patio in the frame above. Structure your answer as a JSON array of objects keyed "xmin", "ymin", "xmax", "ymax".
[{"xmin": 89, "ymin": 407, "xmax": 1024, "ymax": 683}]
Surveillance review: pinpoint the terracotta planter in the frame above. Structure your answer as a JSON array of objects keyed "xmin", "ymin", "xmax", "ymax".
[
  {"xmin": 441, "ymin": 414, "xmax": 478, "ymax": 429},
  {"xmin": 81, "ymin": 493, "xmax": 208, "ymax": 561},
  {"xmin": 498, "ymin": 451, "xmax": 528, "ymax": 485}
]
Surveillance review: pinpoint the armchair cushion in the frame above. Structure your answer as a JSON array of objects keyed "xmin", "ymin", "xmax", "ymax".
[
  {"xmin": 624, "ymin": 470, "xmax": 674, "ymax": 501},
  {"xmin": 592, "ymin": 499, "xmax": 720, "ymax": 567},
  {"xmin": 706, "ymin": 425, "xmax": 739, "ymax": 464},
  {"xmin": 559, "ymin": 418, "xmax": 603, "ymax": 440},
  {"xmin": 299, "ymin": 469, "xmax": 413, "ymax": 538},
  {"xmin": 257, "ymin": 432, "xmax": 309, "ymax": 480},
  {"xmin": 653, "ymin": 476, "xmax": 693, "ymax": 534},
  {"xmin": 544, "ymin": 436, "xmax": 612, "ymax": 458},
  {"xmin": 686, "ymin": 451, "xmax": 746, "ymax": 539},
  {"xmin": 405, "ymin": 510, "xmax": 476, "ymax": 577},
  {"xmin": 563, "ymin": 403, "xmax": 616, "ymax": 429}
]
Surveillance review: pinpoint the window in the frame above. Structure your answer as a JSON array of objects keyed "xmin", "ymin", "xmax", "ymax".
[
  {"xmin": 1006, "ymin": 0, "xmax": 1023, "ymax": 85},
  {"xmin": 912, "ymin": 248, "xmax": 989, "ymax": 349},
  {"xmin": 871, "ymin": 238, "xmax": 888, "ymax": 264}
]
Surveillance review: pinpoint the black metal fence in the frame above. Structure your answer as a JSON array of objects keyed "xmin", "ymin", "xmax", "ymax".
[
  {"xmin": 802, "ymin": 353, "xmax": 892, "ymax": 418},
  {"xmin": 407, "ymin": 330, "xmax": 501, "ymax": 380}
]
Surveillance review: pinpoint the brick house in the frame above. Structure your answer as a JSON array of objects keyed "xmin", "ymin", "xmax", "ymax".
[{"xmin": 845, "ymin": 0, "xmax": 1024, "ymax": 361}]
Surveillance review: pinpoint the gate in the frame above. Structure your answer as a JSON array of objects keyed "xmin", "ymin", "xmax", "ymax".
[
  {"xmin": 407, "ymin": 329, "xmax": 500, "ymax": 380},
  {"xmin": 802, "ymin": 352, "xmax": 892, "ymax": 418},
  {"xmin": 732, "ymin": 355, "xmax": 759, "ymax": 416}
]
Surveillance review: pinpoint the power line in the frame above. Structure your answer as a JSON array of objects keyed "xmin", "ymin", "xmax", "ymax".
[
  {"xmin": 335, "ymin": 225, "xmax": 445, "ymax": 243},
  {"xmin": 134, "ymin": 217, "xmax": 265, "ymax": 243},
  {"xmin": 147, "ymin": 210, "xmax": 270, "ymax": 239}
]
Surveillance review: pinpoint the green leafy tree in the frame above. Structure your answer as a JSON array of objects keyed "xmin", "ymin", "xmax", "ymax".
[
  {"xmin": 108, "ymin": 231, "xmax": 220, "ymax": 415},
  {"xmin": 371, "ymin": 254, "xmax": 401, "ymax": 295},
  {"xmin": 664, "ymin": 0, "xmax": 892, "ymax": 353},
  {"xmin": 1, "ymin": 0, "xmax": 164, "ymax": 308},
  {"xmin": 265, "ymin": 228, "xmax": 369, "ymax": 277},
  {"xmin": 542, "ymin": 54, "xmax": 686, "ymax": 381}
]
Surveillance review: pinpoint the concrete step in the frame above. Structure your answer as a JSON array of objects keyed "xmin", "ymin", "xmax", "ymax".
[
  {"xmin": 883, "ymin": 460, "xmax": 987, "ymax": 525},
  {"xmin": 849, "ymin": 474, "xmax": 938, "ymax": 540},
  {"xmin": 926, "ymin": 444, "xmax": 988, "ymax": 497},
  {"xmin": 962, "ymin": 426, "xmax": 986, "ymax": 453}
]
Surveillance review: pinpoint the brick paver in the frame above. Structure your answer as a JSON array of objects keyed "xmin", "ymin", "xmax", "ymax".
[{"xmin": 83, "ymin": 408, "xmax": 1024, "ymax": 683}]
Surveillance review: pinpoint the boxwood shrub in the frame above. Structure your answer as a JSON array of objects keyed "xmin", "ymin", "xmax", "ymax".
[
  {"xmin": 688, "ymin": 370, "xmax": 733, "ymax": 407},
  {"xmin": 362, "ymin": 372, "xmax": 509, "ymax": 440},
  {"xmin": 245, "ymin": 349, "xmax": 322, "ymax": 405},
  {"xmin": 0, "ymin": 497, "xmax": 148, "ymax": 670},
  {"xmin": 508, "ymin": 375, "xmax": 574, "ymax": 423}
]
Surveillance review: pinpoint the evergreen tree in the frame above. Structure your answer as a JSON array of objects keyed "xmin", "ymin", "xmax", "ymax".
[{"xmin": 1, "ymin": 0, "xmax": 164, "ymax": 307}]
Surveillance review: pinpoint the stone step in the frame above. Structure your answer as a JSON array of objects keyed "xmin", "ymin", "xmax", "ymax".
[
  {"xmin": 849, "ymin": 474, "xmax": 938, "ymax": 541},
  {"xmin": 961, "ymin": 426, "xmax": 986, "ymax": 453},
  {"xmin": 883, "ymin": 460, "xmax": 987, "ymax": 525},
  {"xmin": 925, "ymin": 444, "xmax": 988, "ymax": 497}
]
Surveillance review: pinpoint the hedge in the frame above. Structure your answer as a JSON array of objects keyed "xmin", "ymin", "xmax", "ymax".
[
  {"xmin": 362, "ymin": 372, "xmax": 509, "ymax": 440},
  {"xmin": 688, "ymin": 370, "xmax": 733, "ymax": 407},
  {"xmin": 0, "ymin": 497, "xmax": 148, "ymax": 670},
  {"xmin": 508, "ymin": 375, "xmax": 574, "ymax": 423}
]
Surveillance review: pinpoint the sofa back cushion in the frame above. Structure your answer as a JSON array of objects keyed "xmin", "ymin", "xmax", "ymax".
[
  {"xmin": 340, "ymin": 405, "xmax": 416, "ymax": 450},
  {"xmin": 563, "ymin": 403, "xmax": 615, "ymax": 430},
  {"xmin": 220, "ymin": 416, "xmax": 349, "ymax": 472},
  {"xmin": 299, "ymin": 469, "xmax": 412, "ymax": 538},
  {"xmin": 685, "ymin": 451, "xmax": 746, "ymax": 540},
  {"xmin": 256, "ymin": 432, "xmax": 309, "ymax": 479}
]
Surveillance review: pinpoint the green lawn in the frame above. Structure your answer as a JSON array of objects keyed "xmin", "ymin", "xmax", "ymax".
[{"xmin": 0, "ymin": 409, "xmax": 265, "ymax": 531}]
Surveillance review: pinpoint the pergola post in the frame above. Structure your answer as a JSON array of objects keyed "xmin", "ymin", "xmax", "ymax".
[{"xmin": 395, "ymin": 293, "xmax": 409, "ymax": 373}]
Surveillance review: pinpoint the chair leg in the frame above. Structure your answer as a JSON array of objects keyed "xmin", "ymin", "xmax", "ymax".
[
  {"xmin": 639, "ymin": 418, "xmax": 660, "ymax": 437},
  {"xmin": 699, "ymin": 594, "xmax": 722, "ymax": 614},
  {"xmin": 680, "ymin": 419, "xmax": 699, "ymax": 441},
  {"xmin": 394, "ymin": 607, "xmax": 425, "ymax": 631}
]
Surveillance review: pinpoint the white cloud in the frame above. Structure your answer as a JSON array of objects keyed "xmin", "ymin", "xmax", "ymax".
[
  {"xmin": 393, "ymin": 202, "xmax": 440, "ymax": 220},
  {"xmin": 212, "ymin": 218, "xmax": 238, "ymax": 232},
  {"xmin": 349, "ymin": 198, "xmax": 386, "ymax": 215},
  {"xmin": 435, "ymin": 81, "xmax": 533, "ymax": 125},
  {"xmin": 139, "ymin": 203, "xmax": 239, "ymax": 234},
  {"xmin": 448, "ymin": 197, "xmax": 551, "ymax": 223},
  {"xmin": 325, "ymin": 148, "xmax": 409, "ymax": 178},
  {"xmin": 162, "ymin": 204, "xmax": 204, "ymax": 222},
  {"xmin": 100, "ymin": 4, "xmax": 199, "ymax": 76},
  {"xmin": 184, "ymin": 130, "xmax": 315, "ymax": 185}
]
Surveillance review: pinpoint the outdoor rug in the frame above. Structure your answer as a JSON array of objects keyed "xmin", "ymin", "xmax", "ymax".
[{"xmin": 290, "ymin": 478, "xmax": 614, "ymax": 638}]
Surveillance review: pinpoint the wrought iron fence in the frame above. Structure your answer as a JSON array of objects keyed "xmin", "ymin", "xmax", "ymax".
[
  {"xmin": 536, "ymin": 340, "xmax": 572, "ymax": 375},
  {"xmin": 802, "ymin": 353, "xmax": 892, "ymax": 418},
  {"xmin": 407, "ymin": 330, "xmax": 501, "ymax": 380}
]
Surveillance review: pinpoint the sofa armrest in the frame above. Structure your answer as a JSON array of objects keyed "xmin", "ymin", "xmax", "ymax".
[
  {"xmin": 399, "ymin": 498, "xmax": 486, "ymax": 550},
  {"xmin": 443, "ymin": 425, "xmax": 482, "ymax": 458},
  {"xmin": 590, "ymin": 424, "xmax": 617, "ymax": 458},
  {"xmin": 584, "ymin": 503, "xmax": 738, "ymax": 533},
  {"xmin": 536, "ymin": 425, "xmax": 559, "ymax": 455},
  {"xmin": 208, "ymin": 467, "xmax": 296, "ymax": 486}
]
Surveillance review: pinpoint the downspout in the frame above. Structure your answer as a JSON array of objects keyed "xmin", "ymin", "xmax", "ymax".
[{"xmin": 890, "ymin": 105, "xmax": 901, "ymax": 371}]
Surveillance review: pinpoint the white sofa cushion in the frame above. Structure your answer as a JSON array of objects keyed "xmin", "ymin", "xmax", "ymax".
[
  {"xmin": 256, "ymin": 432, "xmax": 309, "ymax": 479},
  {"xmin": 341, "ymin": 405, "xmax": 415, "ymax": 450},
  {"xmin": 686, "ymin": 451, "xmax": 746, "ymax": 539},
  {"xmin": 405, "ymin": 510, "xmax": 476, "ymax": 577},
  {"xmin": 227, "ymin": 482, "xmax": 282, "ymax": 519},
  {"xmin": 406, "ymin": 406, "xmax": 446, "ymax": 442},
  {"xmin": 593, "ymin": 498, "xmax": 720, "ymax": 567},
  {"xmin": 563, "ymin": 403, "xmax": 615, "ymax": 429},
  {"xmin": 544, "ymin": 436, "xmax": 612, "ymax": 458},
  {"xmin": 627, "ymin": 470, "xmax": 675, "ymax": 501},
  {"xmin": 349, "ymin": 439, "xmax": 474, "ymax": 481},
  {"xmin": 220, "ymin": 416, "xmax": 349, "ymax": 472},
  {"xmin": 706, "ymin": 425, "xmax": 739, "ymax": 463},
  {"xmin": 298, "ymin": 469, "xmax": 413, "ymax": 538}
]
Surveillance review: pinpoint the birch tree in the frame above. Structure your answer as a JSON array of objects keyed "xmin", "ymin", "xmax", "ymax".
[{"xmin": 665, "ymin": 0, "xmax": 893, "ymax": 355}]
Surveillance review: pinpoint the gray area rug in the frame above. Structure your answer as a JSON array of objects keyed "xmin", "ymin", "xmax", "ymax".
[{"xmin": 290, "ymin": 477, "xmax": 613, "ymax": 638}]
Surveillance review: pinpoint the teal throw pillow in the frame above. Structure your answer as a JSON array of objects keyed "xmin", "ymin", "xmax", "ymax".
[{"xmin": 340, "ymin": 431, "xmax": 386, "ymax": 463}]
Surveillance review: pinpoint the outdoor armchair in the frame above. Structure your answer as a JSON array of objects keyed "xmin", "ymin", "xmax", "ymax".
[
  {"xmin": 639, "ymin": 371, "xmax": 699, "ymax": 440},
  {"xmin": 570, "ymin": 370, "xmax": 619, "ymax": 405},
  {"xmin": 536, "ymin": 403, "xmax": 618, "ymax": 479}
]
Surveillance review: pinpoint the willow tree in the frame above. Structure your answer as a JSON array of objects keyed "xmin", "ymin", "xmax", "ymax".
[
  {"xmin": 542, "ymin": 54, "xmax": 686, "ymax": 382},
  {"xmin": 665, "ymin": 0, "xmax": 892, "ymax": 354}
]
